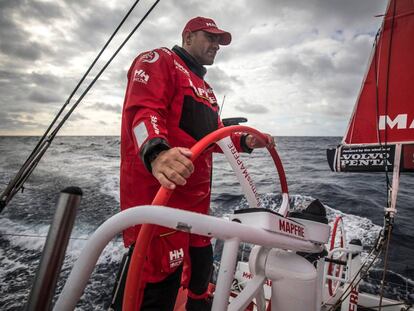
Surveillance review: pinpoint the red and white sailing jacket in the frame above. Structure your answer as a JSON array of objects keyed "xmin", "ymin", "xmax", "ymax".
[{"xmin": 120, "ymin": 45, "xmax": 249, "ymax": 281}]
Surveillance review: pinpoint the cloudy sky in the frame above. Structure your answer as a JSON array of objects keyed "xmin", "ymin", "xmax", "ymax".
[{"xmin": 0, "ymin": 0, "xmax": 388, "ymax": 136}]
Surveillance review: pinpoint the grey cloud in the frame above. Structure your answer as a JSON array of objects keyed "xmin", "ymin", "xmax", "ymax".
[
  {"xmin": 0, "ymin": 15, "xmax": 42, "ymax": 61},
  {"xmin": 69, "ymin": 112, "xmax": 89, "ymax": 121},
  {"xmin": 272, "ymin": 54, "xmax": 311, "ymax": 78},
  {"xmin": 0, "ymin": 72, "xmax": 68, "ymax": 133},
  {"xmin": 0, "ymin": 0, "xmax": 64, "ymax": 21},
  {"xmin": 87, "ymin": 102, "xmax": 122, "ymax": 114},
  {"xmin": 0, "ymin": 70, "xmax": 23, "ymax": 83},
  {"xmin": 247, "ymin": 0, "xmax": 386, "ymax": 30},
  {"xmin": 333, "ymin": 34, "xmax": 375, "ymax": 75},
  {"xmin": 28, "ymin": 89, "xmax": 64, "ymax": 104},
  {"xmin": 269, "ymin": 31, "xmax": 374, "ymax": 114},
  {"xmin": 31, "ymin": 72, "xmax": 63, "ymax": 88},
  {"xmin": 27, "ymin": 1, "xmax": 63, "ymax": 20},
  {"xmin": 0, "ymin": 41, "xmax": 43, "ymax": 61},
  {"xmin": 0, "ymin": 0, "xmax": 390, "ymax": 136},
  {"xmin": 272, "ymin": 51, "xmax": 335, "ymax": 81},
  {"xmin": 0, "ymin": 112, "xmax": 45, "ymax": 131},
  {"xmin": 218, "ymin": 0, "xmax": 386, "ymax": 59},
  {"xmin": 0, "ymin": 0, "xmax": 63, "ymax": 61},
  {"xmin": 169, "ymin": 0, "xmax": 205, "ymax": 17},
  {"xmin": 0, "ymin": 114, "xmax": 19, "ymax": 130},
  {"xmin": 206, "ymin": 67, "xmax": 243, "ymax": 95},
  {"xmin": 235, "ymin": 101, "xmax": 269, "ymax": 114},
  {"xmin": 0, "ymin": 70, "xmax": 68, "ymax": 109},
  {"xmin": 68, "ymin": 3, "xmax": 126, "ymax": 49},
  {"xmin": 0, "ymin": 0, "xmax": 24, "ymax": 11}
]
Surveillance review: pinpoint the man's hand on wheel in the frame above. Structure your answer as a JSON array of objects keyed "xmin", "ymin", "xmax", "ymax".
[
  {"xmin": 151, "ymin": 147, "xmax": 194, "ymax": 190},
  {"xmin": 246, "ymin": 133, "xmax": 275, "ymax": 149}
]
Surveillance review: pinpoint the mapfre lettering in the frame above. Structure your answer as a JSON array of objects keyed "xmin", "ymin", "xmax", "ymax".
[
  {"xmin": 279, "ymin": 219, "xmax": 305, "ymax": 238},
  {"xmin": 227, "ymin": 142, "xmax": 261, "ymax": 207},
  {"xmin": 242, "ymin": 272, "xmax": 272, "ymax": 286},
  {"xmin": 379, "ymin": 114, "xmax": 414, "ymax": 130},
  {"xmin": 348, "ymin": 286, "xmax": 359, "ymax": 311}
]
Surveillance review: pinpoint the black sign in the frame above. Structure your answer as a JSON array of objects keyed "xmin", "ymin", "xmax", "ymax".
[
  {"xmin": 327, "ymin": 144, "xmax": 414, "ymax": 173},
  {"xmin": 327, "ymin": 145, "xmax": 394, "ymax": 172}
]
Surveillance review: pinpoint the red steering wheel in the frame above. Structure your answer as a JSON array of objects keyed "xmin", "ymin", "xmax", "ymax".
[
  {"xmin": 122, "ymin": 125, "xmax": 288, "ymax": 310},
  {"xmin": 327, "ymin": 216, "xmax": 346, "ymax": 297}
]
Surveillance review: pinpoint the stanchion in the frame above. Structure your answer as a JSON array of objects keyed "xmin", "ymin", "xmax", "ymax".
[{"xmin": 25, "ymin": 186, "xmax": 82, "ymax": 311}]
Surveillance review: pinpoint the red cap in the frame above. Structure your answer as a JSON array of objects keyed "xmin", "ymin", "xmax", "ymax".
[{"xmin": 182, "ymin": 16, "xmax": 232, "ymax": 45}]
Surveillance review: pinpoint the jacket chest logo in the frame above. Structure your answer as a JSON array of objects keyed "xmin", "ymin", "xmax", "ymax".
[{"xmin": 187, "ymin": 78, "xmax": 217, "ymax": 105}]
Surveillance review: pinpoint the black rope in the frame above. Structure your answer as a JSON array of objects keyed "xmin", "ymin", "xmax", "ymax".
[
  {"xmin": 326, "ymin": 237, "xmax": 384, "ymax": 311},
  {"xmin": 383, "ymin": 0, "xmax": 397, "ymax": 209},
  {"xmin": 26, "ymin": 0, "xmax": 142, "ymax": 166},
  {"xmin": 1, "ymin": 0, "xmax": 143, "ymax": 210},
  {"xmin": 372, "ymin": 29, "xmax": 392, "ymax": 204},
  {"xmin": 219, "ymin": 95, "xmax": 226, "ymax": 117},
  {"xmin": 0, "ymin": 0, "xmax": 161, "ymax": 212},
  {"xmin": 48, "ymin": 0, "xmax": 161, "ymax": 140},
  {"xmin": 379, "ymin": 224, "xmax": 394, "ymax": 311},
  {"xmin": 378, "ymin": 1, "xmax": 398, "ymax": 309},
  {"xmin": 374, "ymin": 29, "xmax": 381, "ymax": 145}
]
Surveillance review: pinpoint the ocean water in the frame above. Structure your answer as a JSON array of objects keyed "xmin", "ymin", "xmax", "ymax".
[{"xmin": 0, "ymin": 136, "xmax": 413, "ymax": 310}]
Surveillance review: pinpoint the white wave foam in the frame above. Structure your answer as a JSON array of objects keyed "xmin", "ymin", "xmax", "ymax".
[{"xmin": 100, "ymin": 173, "xmax": 120, "ymax": 203}]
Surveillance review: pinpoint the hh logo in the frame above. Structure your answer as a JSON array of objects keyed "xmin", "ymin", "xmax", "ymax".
[
  {"xmin": 169, "ymin": 248, "xmax": 184, "ymax": 268},
  {"xmin": 133, "ymin": 69, "xmax": 149, "ymax": 84}
]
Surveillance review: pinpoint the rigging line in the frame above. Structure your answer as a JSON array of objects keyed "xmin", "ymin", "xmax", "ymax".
[
  {"xmin": 0, "ymin": 0, "xmax": 143, "ymax": 209},
  {"xmin": 378, "ymin": 2, "xmax": 397, "ymax": 307},
  {"xmin": 378, "ymin": 223, "xmax": 394, "ymax": 311},
  {"xmin": 326, "ymin": 234, "xmax": 385, "ymax": 311},
  {"xmin": 219, "ymin": 95, "xmax": 226, "ymax": 117},
  {"xmin": 372, "ymin": 30, "xmax": 392, "ymax": 194},
  {"xmin": 331, "ymin": 229, "xmax": 400, "ymax": 311},
  {"xmin": 372, "ymin": 27, "xmax": 391, "ymax": 218},
  {"xmin": 327, "ymin": 255, "xmax": 378, "ymax": 310},
  {"xmin": 328, "ymin": 248, "xmax": 383, "ymax": 311},
  {"xmin": 47, "ymin": 0, "xmax": 161, "ymax": 141},
  {"xmin": 3, "ymin": 0, "xmax": 143, "ymax": 197},
  {"xmin": 374, "ymin": 30, "xmax": 381, "ymax": 146},
  {"xmin": 3, "ymin": 144, "xmax": 48, "ymax": 207},
  {"xmin": 24, "ymin": 0, "xmax": 142, "ymax": 167},
  {"xmin": 0, "ymin": 0, "xmax": 161, "ymax": 211},
  {"xmin": 384, "ymin": 0, "xmax": 397, "ymax": 206}
]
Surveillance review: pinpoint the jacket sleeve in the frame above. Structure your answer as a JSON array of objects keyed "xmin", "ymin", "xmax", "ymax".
[{"xmin": 123, "ymin": 49, "xmax": 175, "ymax": 171}]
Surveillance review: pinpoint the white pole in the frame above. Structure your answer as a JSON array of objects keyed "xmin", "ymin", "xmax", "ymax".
[
  {"xmin": 212, "ymin": 238, "xmax": 240, "ymax": 311},
  {"xmin": 387, "ymin": 144, "xmax": 401, "ymax": 217}
]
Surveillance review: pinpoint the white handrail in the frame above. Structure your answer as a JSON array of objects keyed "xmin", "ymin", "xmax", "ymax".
[{"xmin": 54, "ymin": 205, "xmax": 323, "ymax": 310}]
